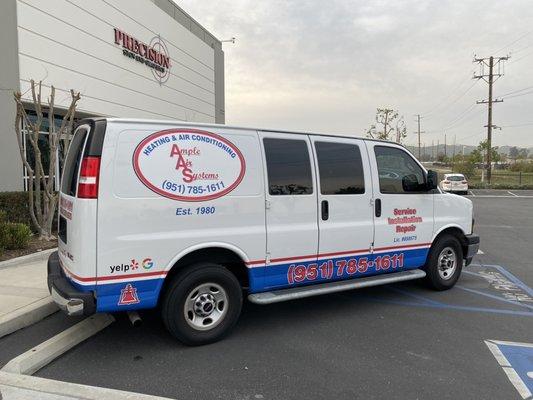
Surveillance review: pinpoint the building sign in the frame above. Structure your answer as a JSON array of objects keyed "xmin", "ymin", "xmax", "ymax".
[{"xmin": 113, "ymin": 28, "xmax": 171, "ymax": 84}]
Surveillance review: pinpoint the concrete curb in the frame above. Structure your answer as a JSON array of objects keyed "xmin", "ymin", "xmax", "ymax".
[
  {"xmin": 0, "ymin": 247, "xmax": 57, "ymax": 270},
  {"xmin": 2, "ymin": 314, "xmax": 115, "ymax": 376},
  {"xmin": 0, "ymin": 297, "xmax": 58, "ymax": 339},
  {"xmin": 0, "ymin": 371, "xmax": 173, "ymax": 399}
]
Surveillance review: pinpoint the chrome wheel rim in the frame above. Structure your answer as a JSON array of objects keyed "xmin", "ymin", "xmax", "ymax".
[
  {"xmin": 437, "ymin": 247, "xmax": 457, "ymax": 280},
  {"xmin": 184, "ymin": 283, "xmax": 228, "ymax": 331}
]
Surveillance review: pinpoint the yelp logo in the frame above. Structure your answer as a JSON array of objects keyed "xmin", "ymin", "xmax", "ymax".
[{"xmin": 109, "ymin": 258, "xmax": 153, "ymax": 274}]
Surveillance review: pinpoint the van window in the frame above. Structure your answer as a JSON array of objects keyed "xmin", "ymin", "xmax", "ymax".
[
  {"xmin": 61, "ymin": 126, "xmax": 88, "ymax": 196},
  {"xmin": 315, "ymin": 142, "xmax": 365, "ymax": 195},
  {"xmin": 263, "ymin": 138, "xmax": 313, "ymax": 195},
  {"xmin": 374, "ymin": 146, "xmax": 426, "ymax": 194}
]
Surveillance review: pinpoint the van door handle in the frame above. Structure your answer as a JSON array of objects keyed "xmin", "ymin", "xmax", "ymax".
[
  {"xmin": 321, "ymin": 200, "xmax": 329, "ymax": 221},
  {"xmin": 375, "ymin": 198, "xmax": 382, "ymax": 217}
]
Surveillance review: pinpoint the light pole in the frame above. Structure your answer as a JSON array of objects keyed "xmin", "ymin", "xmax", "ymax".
[{"xmin": 220, "ymin": 37, "xmax": 236, "ymax": 44}]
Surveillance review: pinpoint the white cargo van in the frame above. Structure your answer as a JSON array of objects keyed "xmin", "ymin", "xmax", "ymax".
[{"xmin": 48, "ymin": 118, "xmax": 479, "ymax": 345}]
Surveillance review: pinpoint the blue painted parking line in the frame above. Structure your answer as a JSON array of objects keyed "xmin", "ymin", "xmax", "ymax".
[
  {"xmin": 359, "ymin": 264, "xmax": 533, "ymax": 317},
  {"xmin": 485, "ymin": 340, "xmax": 533, "ymax": 399},
  {"xmin": 369, "ymin": 295, "xmax": 533, "ymax": 317},
  {"xmin": 456, "ymin": 285, "xmax": 533, "ymax": 312}
]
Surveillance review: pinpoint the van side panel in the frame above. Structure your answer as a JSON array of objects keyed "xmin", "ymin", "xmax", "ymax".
[{"xmin": 96, "ymin": 122, "xmax": 266, "ymax": 311}]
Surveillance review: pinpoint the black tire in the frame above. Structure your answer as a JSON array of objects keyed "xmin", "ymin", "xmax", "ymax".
[
  {"xmin": 423, "ymin": 234, "xmax": 463, "ymax": 291},
  {"xmin": 162, "ymin": 263, "xmax": 242, "ymax": 346}
]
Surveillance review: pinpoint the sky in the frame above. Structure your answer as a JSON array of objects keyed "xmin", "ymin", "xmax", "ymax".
[{"xmin": 177, "ymin": 0, "xmax": 533, "ymax": 148}]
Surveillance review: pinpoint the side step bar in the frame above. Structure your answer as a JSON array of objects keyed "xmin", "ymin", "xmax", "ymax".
[{"xmin": 248, "ymin": 269, "xmax": 426, "ymax": 305}]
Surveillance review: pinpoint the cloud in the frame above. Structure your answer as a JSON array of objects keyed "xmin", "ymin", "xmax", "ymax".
[{"xmin": 177, "ymin": 0, "xmax": 533, "ymax": 147}]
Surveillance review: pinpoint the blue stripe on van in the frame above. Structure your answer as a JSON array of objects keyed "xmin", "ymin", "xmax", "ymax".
[
  {"xmin": 64, "ymin": 246, "xmax": 430, "ymax": 312},
  {"xmin": 248, "ymin": 247, "xmax": 430, "ymax": 293}
]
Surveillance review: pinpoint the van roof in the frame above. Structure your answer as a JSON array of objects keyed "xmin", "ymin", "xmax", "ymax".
[{"xmin": 92, "ymin": 117, "xmax": 404, "ymax": 147}]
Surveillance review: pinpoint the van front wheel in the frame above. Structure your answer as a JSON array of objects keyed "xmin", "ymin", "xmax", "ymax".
[
  {"xmin": 424, "ymin": 235, "xmax": 463, "ymax": 291},
  {"xmin": 162, "ymin": 263, "xmax": 242, "ymax": 345}
]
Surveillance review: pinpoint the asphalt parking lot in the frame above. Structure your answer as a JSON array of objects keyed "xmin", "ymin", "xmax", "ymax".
[{"xmin": 1, "ymin": 192, "xmax": 532, "ymax": 399}]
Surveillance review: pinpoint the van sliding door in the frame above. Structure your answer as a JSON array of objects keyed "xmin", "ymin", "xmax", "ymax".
[{"xmin": 259, "ymin": 132, "xmax": 319, "ymax": 290}]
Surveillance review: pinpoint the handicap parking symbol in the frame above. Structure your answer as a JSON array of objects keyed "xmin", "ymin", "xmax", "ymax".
[{"xmin": 486, "ymin": 340, "xmax": 533, "ymax": 399}]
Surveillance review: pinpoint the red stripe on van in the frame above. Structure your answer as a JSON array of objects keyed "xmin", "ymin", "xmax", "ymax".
[
  {"xmin": 59, "ymin": 259, "xmax": 167, "ymax": 283},
  {"xmin": 245, "ymin": 242, "xmax": 432, "ymax": 266}
]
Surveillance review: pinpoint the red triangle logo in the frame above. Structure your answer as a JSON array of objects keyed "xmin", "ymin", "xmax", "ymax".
[{"xmin": 118, "ymin": 284, "xmax": 140, "ymax": 305}]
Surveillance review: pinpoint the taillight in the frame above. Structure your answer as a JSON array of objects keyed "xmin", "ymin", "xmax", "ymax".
[
  {"xmin": 444, "ymin": 180, "xmax": 450, "ymax": 184},
  {"xmin": 462, "ymin": 180, "xmax": 467, "ymax": 184},
  {"xmin": 77, "ymin": 156, "xmax": 101, "ymax": 198}
]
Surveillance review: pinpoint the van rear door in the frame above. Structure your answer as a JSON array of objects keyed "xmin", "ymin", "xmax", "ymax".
[{"xmin": 57, "ymin": 122, "xmax": 101, "ymax": 291}]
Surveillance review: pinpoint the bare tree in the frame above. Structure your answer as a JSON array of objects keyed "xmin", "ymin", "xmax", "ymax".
[
  {"xmin": 366, "ymin": 108, "xmax": 407, "ymax": 143},
  {"xmin": 395, "ymin": 116, "xmax": 407, "ymax": 144},
  {"xmin": 13, "ymin": 80, "xmax": 80, "ymax": 240}
]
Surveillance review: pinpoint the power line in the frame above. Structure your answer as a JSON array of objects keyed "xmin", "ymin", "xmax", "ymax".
[
  {"xmin": 500, "ymin": 122, "xmax": 533, "ymax": 128},
  {"xmin": 502, "ymin": 90, "xmax": 533, "ymax": 99},
  {"xmin": 443, "ymin": 103, "xmax": 477, "ymax": 129},
  {"xmin": 512, "ymin": 42, "xmax": 533, "ymax": 54},
  {"xmin": 498, "ymin": 85, "xmax": 533, "ymax": 97},
  {"xmin": 457, "ymin": 131, "xmax": 484, "ymax": 142},
  {"xmin": 509, "ymin": 48, "xmax": 533, "ymax": 64},
  {"xmin": 493, "ymin": 31, "xmax": 532, "ymax": 54},
  {"xmin": 422, "ymin": 78, "xmax": 478, "ymax": 118}
]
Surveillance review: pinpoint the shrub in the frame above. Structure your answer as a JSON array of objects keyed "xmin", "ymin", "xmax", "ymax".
[
  {"xmin": 509, "ymin": 161, "xmax": 533, "ymax": 173},
  {"xmin": 469, "ymin": 182, "xmax": 533, "ymax": 190},
  {"xmin": 0, "ymin": 192, "xmax": 32, "ymax": 226},
  {"xmin": 0, "ymin": 223, "xmax": 32, "ymax": 250},
  {"xmin": 454, "ymin": 162, "xmax": 476, "ymax": 180},
  {"xmin": 0, "ymin": 191, "xmax": 57, "ymax": 233}
]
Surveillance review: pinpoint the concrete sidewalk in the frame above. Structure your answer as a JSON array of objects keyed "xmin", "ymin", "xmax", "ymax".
[
  {"xmin": 0, "ymin": 249, "xmax": 58, "ymax": 339},
  {"xmin": 0, "ymin": 371, "xmax": 171, "ymax": 399}
]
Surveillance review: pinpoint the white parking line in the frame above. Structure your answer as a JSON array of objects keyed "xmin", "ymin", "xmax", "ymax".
[
  {"xmin": 469, "ymin": 195, "xmax": 533, "ymax": 198},
  {"xmin": 508, "ymin": 191, "xmax": 519, "ymax": 197}
]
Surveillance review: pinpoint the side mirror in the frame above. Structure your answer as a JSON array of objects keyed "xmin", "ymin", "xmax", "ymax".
[
  {"xmin": 402, "ymin": 174, "xmax": 420, "ymax": 192},
  {"xmin": 426, "ymin": 170, "xmax": 438, "ymax": 190}
]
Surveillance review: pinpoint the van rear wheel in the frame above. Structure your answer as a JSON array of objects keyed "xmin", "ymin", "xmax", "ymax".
[
  {"xmin": 423, "ymin": 234, "xmax": 463, "ymax": 291},
  {"xmin": 162, "ymin": 263, "xmax": 242, "ymax": 345}
]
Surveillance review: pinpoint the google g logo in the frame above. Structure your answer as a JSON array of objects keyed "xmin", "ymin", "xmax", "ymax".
[{"xmin": 142, "ymin": 258, "xmax": 154, "ymax": 270}]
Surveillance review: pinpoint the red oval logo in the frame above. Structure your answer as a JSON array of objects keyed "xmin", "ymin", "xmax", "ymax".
[{"xmin": 133, "ymin": 129, "xmax": 246, "ymax": 202}]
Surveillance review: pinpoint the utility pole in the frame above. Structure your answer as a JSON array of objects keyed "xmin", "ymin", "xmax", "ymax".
[
  {"xmin": 452, "ymin": 135, "xmax": 456, "ymax": 168},
  {"xmin": 444, "ymin": 133, "xmax": 447, "ymax": 159},
  {"xmin": 414, "ymin": 114, "xmax": 425, "ymax": 160},
  {"xmin": 473, "ymin": 55, "xmax": 509, "ymax": 184},
  {"xmin": 432, "ymin": 140, "xmax": 435, "ymax": 161}
]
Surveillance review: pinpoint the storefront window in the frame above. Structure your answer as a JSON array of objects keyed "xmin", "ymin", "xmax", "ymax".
[{"xmin": 22, "ymin": 111, "xmax": 68, "ymax": 191}]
